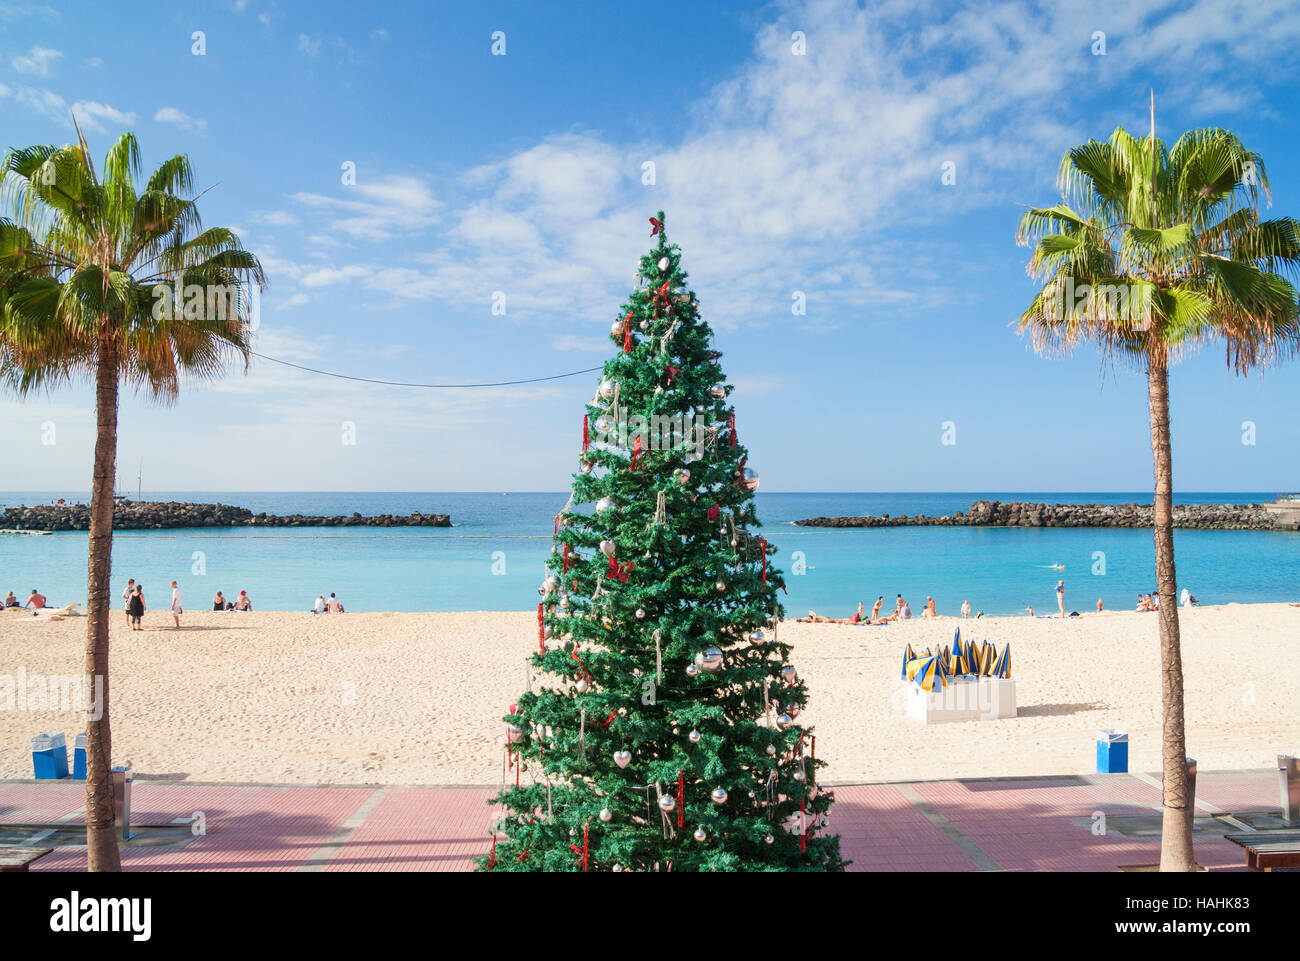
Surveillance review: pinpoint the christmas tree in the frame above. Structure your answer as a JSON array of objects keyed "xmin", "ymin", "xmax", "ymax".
[{"xmin": 480, "ymin": 212, "xmax": 844, "ymax": 872}]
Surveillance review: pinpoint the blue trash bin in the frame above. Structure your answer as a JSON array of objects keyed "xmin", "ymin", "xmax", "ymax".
[
  {"xmin": 32, "ymin": 732, "xmax": 69, "ymax": 779},
  {"xmin": 1096, "ymin": 729, "xmax": 1129, "ymax": 773},
  {"xmin": 72, "ymin": 732, "xmax": 87, "ymax": 780}
]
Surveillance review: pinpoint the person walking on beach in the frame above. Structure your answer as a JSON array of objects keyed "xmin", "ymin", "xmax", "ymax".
[
  {"xmin": 127, "ymin": 585, "xmax": 145, "ymax": 630},
  {"xmin": 961, "ymin": 599, "xmax": 971, "ymax": 619},
  {"xmin": 170, "ymin": 580, "xmax": 183, "ymax": 629},
  {"xmin": 1055, "ymin": 579, "xmax": 1065, "ymax": 619},
  {"xmin": 122, "ymin": 578, "xmax": 135, "ymax": 626}
]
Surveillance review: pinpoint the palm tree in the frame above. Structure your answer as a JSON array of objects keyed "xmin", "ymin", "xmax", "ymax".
[
  {"xmin": 1016, "ymin": 95, "xmax": 1299, "ymax": 871},
  {"xmin": 0, "ymin": 125, "xmax": 264, "ymax": 871}
]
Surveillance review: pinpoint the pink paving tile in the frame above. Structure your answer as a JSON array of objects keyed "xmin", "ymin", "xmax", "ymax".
[
  {"xmin": 324, "ymin": 788, "xmax": 492, "ymax": 872},
  {"xmin": 0, "ymin": 781, "xmax": 85, "ymax": 822},
  {"xmin": 32, "ymin": 784, "xmax": 374, "ymax": 872}
]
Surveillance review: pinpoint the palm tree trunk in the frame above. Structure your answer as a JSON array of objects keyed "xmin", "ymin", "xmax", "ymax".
[
  {"xmin": 85, "ymin": 334, "xmax": 122, "ymax": 872},
  {"xmin": 1147, "ymin": 350, "xmax": 1196, "ymax": 871}
]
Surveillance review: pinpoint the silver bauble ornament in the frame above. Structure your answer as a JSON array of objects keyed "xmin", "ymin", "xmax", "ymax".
[
  {"xmin": 598, "ymin": 378, "xmax": 618, "ymax": 400},
  {"xmin": 599, "ymin": 539, "xmax": 616, "ymax": 556},
  {"xmin": 580, "ymin": 462, "xmax": 592, "ymax": 474},
  {"xmin": 658, "ymin": 257, "xmax": 670, "ymax": 272},
  {"xmin": 599, "ymin": 808, "xmax": 612, "ymax": 822},
  {"xmin": 786, "ymin": 701, "xmax": 802, "ymax": 718},
  {"xmin": 777, "ymin": 713, "xmax": 794, "ymax": 730},
  {"xmin": 610, "ymin": 320, "xmax": 623, "ymax": 336},
  {"xmin": 711, "ymin": 787, "xmax": 728, "ymax": 804},
  {"xmin": 766, "ymin": 744, "xmax": 777, "ymax": 756},
  {"xmin": 612, "ymin": 864, "xmax": 623, "ymax": 872},
  {"xmin": 764, "ymin": 834, "xmax": 775, "ymax": 845},
  {"xmin": 742, "ymin": 467, "xmax": 760, "ymax": 491},
  {"xmin": 711, "ymin": 386, "xmax": 726, "ymax": 398},
  {"xmin": 595, "ymin": 497, "xmax": 615, "ymax": 512},
  {"xmin": 558, "ymin": 595, "xmax": 569, "ymax": 608},
  {"xmin": 793, "ymin": 769, "xmax": 806, "ymax": 782},
  {"xmin": 715, "ymin": 581, "xmax": 726, "ymax": 592},
  {"xmin": 639, "ymin": 320, "xmax": 649, "ymax": 331},
  {"xmin": 576, "ymin": 678, "xmax": 589, "ymax": 693},
  {"xmin": 635, "ymin": 608, "xmax": 645, "ymax": 619},
  {"xmin": 594, "ymin": 416, "xmax": 614, "ymax": 435},
  {"xmin": 688, "ymin": 730, "xmax": 701, "ymax": 743},
  {"xmin": 685, "ymin": 664, "xmax": 699, "ymax": 677},
  {"xmin": 544, "ymin": 574, "xmax": 559, "ymax": 591},
  {"xmin": 781, "ymin": 664, "xmax": 797, "ymax": 682},
  {"xmin": 697, "ymin": 646, "xmax": 723, "ymax": 672},
  {"xmin": 693, "ymin": 827, "xmax": 706, "ymax": 842},
  {"xmin": 750, "ymin": 629, "xmax": 766, "ymax": 642},
  {"xmin": 613, "ymin": 750, "xmax": 632, "ymax": 768},
  {"xmin": 658, "ymin": 795, "xmax": 676, "ymax": 813},
  {"xmin": 675, "ymin": 468, "xmax": 690, "ymax": 485}
]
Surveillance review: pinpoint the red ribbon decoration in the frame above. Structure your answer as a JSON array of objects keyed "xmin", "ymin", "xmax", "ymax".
[
  {"xmin": 650, "ymin": 216, "xmax": 663, "ymax": 236},
  {"xmin": 488, "ymin": 833, "xmax": 496, "ymax": 869},
  {"xmin": 665, "ymin": 366, "xmax": 680, "ymax": 386},
  {"xmin": 597, "ymin": 711, "xmax": 617, "ymax": 728},
  {"xmin": 800, "ymin": 799, "xmax": 807, "ymax": 853},
  {"xmin": 652, "ymin": 281, "xmax": 670, "ymax": 318},
  {"xmin": 554, "ymin": 513, "xmax": 561, "ymax": 536},
  {"xmin": 629, "ymin": 435, "xmax": 642, "ymax": 470},
  {"xmin": 538, "ymin": 602, "xmax": 545, "ymax": 652},
  {"xmin": 811, "ymin": 735, "xmax": 816, "ymax": 760},
  {"xmin": 583, "ymin": 415, "xmax": 589, "ymax": 452},
  {"xmin": 760, "ymin": 538, "xmax": 768, "ymax": 585},
  {"xmin": 584, "ymin": 819, "xmax": 590, "ymax": 871},
  {"xmin": 677, "ymin": 770, "xmax": 685, "ymax": 828},
  {"xmin": 571, "ymin": 648, "xmax": 590, "ymax": 682},
  {"xmin": 728, "ymin": 412, "xmax": 737, "ymax": 448},
  {"xmin": 737, "ymin": 456, "xmax": 747, "ymax": 487},
  {"xmin": 623, "ymin": 325, "xmax": 633, "ymax": 353},
  {"xmin": 562, "ymin": 543, "xmax": 570, "ymax": 574},
  {"xmin": 607, "ymin": 555, "xmax": 634, "ymax": 582},
  {"xmin": 707, "ymin": 504, "xmax": 719, "ymax": 521}
]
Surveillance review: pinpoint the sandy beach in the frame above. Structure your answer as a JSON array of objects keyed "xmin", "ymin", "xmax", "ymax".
[{"xmin": 1, "ymin": 604, "xmax": 1297, "ymax": 786}]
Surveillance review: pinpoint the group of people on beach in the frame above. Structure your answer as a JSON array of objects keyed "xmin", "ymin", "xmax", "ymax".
[
  {"xmin": 119, "ymin": 579, "xmax": 253, "ymax": 630},
  {"xmin": 799, "ymin": 593, "xmax": 984, "ymax": 624},
  {"xmin": 312, "ymin": 593, "xmax": 345, "ymax": 614},
  {"xmin": 4, "ymin": 589, "xmax": 49, "ymax": 610}
]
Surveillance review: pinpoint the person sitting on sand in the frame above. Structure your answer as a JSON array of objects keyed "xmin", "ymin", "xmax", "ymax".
[
  {"xmin": 1150, "ymin": 591, "xmax": 1160, "ymax": 610},
  {"xmin": 850, "ymin": 601, "xmax": 865, "ymax": 624},
  {"xmin": 960, "ymin": 599, "xmax": 971, "ymax": 619},
  {"xmin": 25, "ymin": 589, "xmax": 47, "ymax": 610},
  {"xmin": 213, "ymin": 591, "xmax": 227, "ymax": 611},
  {"xmin": 1179, "ymin": 587, "xmax": 1198, "ymax": 607},
  {"xmin": 233, "ymin": 590, "xmax": 252, "ymax": 611},
  {"xmin": 3, "ymin": 591, "xmax": 18, "ymax": 608},
  {"xmin": 922, "ymin": 597, "xmax": 937, "ymax": 619},
  {"xmin": 1026, "ymin": 605, "xmax": 1034, "ymax": 617},
  {"xmin": 326, "ymin": 592, "xmax": 342, "ymax": 614},
  {"xmin": 313, "ymin": 594, "xmax": 326, "ymax": 614}
]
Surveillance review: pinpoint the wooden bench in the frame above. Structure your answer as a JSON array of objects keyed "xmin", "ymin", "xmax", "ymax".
[
  {"xmin": 1223, "ymin": 832, "xmax": 1300, "ymax": 871},
  {"xmin": 0, "ymin": 846, "xmax": 54, "ymax": 872}
]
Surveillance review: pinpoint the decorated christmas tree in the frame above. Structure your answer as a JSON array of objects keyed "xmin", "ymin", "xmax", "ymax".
[{"xmin": 480, "ymin": 212, "xmax": 844, "ymax": 872}]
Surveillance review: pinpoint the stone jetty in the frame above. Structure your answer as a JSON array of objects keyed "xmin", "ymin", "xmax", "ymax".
[
  {"xmin": 795, "ymin": 500, "xmax": 1289, "ymax": 530},
  {"xmin": 0, "ymin": 501, "xmax": 451, "ymax": 531}
]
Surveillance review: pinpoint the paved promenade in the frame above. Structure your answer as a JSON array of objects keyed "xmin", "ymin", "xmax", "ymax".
[{"xmin": 0, "ymin": 769, "xmax": 1279, "ymax": 871}]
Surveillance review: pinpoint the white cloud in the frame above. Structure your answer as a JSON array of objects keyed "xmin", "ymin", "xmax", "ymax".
[
  {"xmin": 297, "ymin": 34, "xmax": 322, "ymax": 56},
  {"xmin": 12, "ymin": 44, "xmax": 61, "ymax": 75},
  {"xmin": 552, "ymin": 334, "xmax": 611, "ymax": 352},
  {"xmin": 70, "ymin": 100, "xmax": 136, "ymax": 132},
  {"xmin": 83, "ymin": 57, "xmax": 103, "ymax": 69},
  {"xmin": 291, "ymin": 173, "xmax": 439, "ymax": 240},
  {"xmin": 154, "ymin": 106, "xmax": 207, "ymax": 130}
]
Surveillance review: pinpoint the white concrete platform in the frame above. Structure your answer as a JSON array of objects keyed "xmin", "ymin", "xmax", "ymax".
[{"xmin": 903, "ymin": 676, "xmax": 1016, "ymax": 724}]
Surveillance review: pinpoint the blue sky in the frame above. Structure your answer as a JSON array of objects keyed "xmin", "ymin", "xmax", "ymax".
[{"xmin": 1, "ymin": 0, "xmax": 1298, "ymax": 493}]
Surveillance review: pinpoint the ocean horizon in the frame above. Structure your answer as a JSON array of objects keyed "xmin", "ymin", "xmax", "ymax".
[{"xmin": 2, "ymin": 491, "xmax": 1295, "ymax": 616}]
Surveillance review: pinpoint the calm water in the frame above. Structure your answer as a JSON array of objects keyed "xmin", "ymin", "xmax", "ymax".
[{"xmin": 0, "ymin": 491, "xmax": 1295, "ymax": 615}]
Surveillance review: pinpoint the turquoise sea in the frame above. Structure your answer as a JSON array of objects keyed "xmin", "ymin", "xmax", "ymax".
[{"xmin": 0, "ymin": 492, "xmax": 1296, "ymax": 616}]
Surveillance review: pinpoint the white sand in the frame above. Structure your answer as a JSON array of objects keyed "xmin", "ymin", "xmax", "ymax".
[{"xmin": 2, "ymin": 604, "xmax": 1297, "ymax": 785}]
